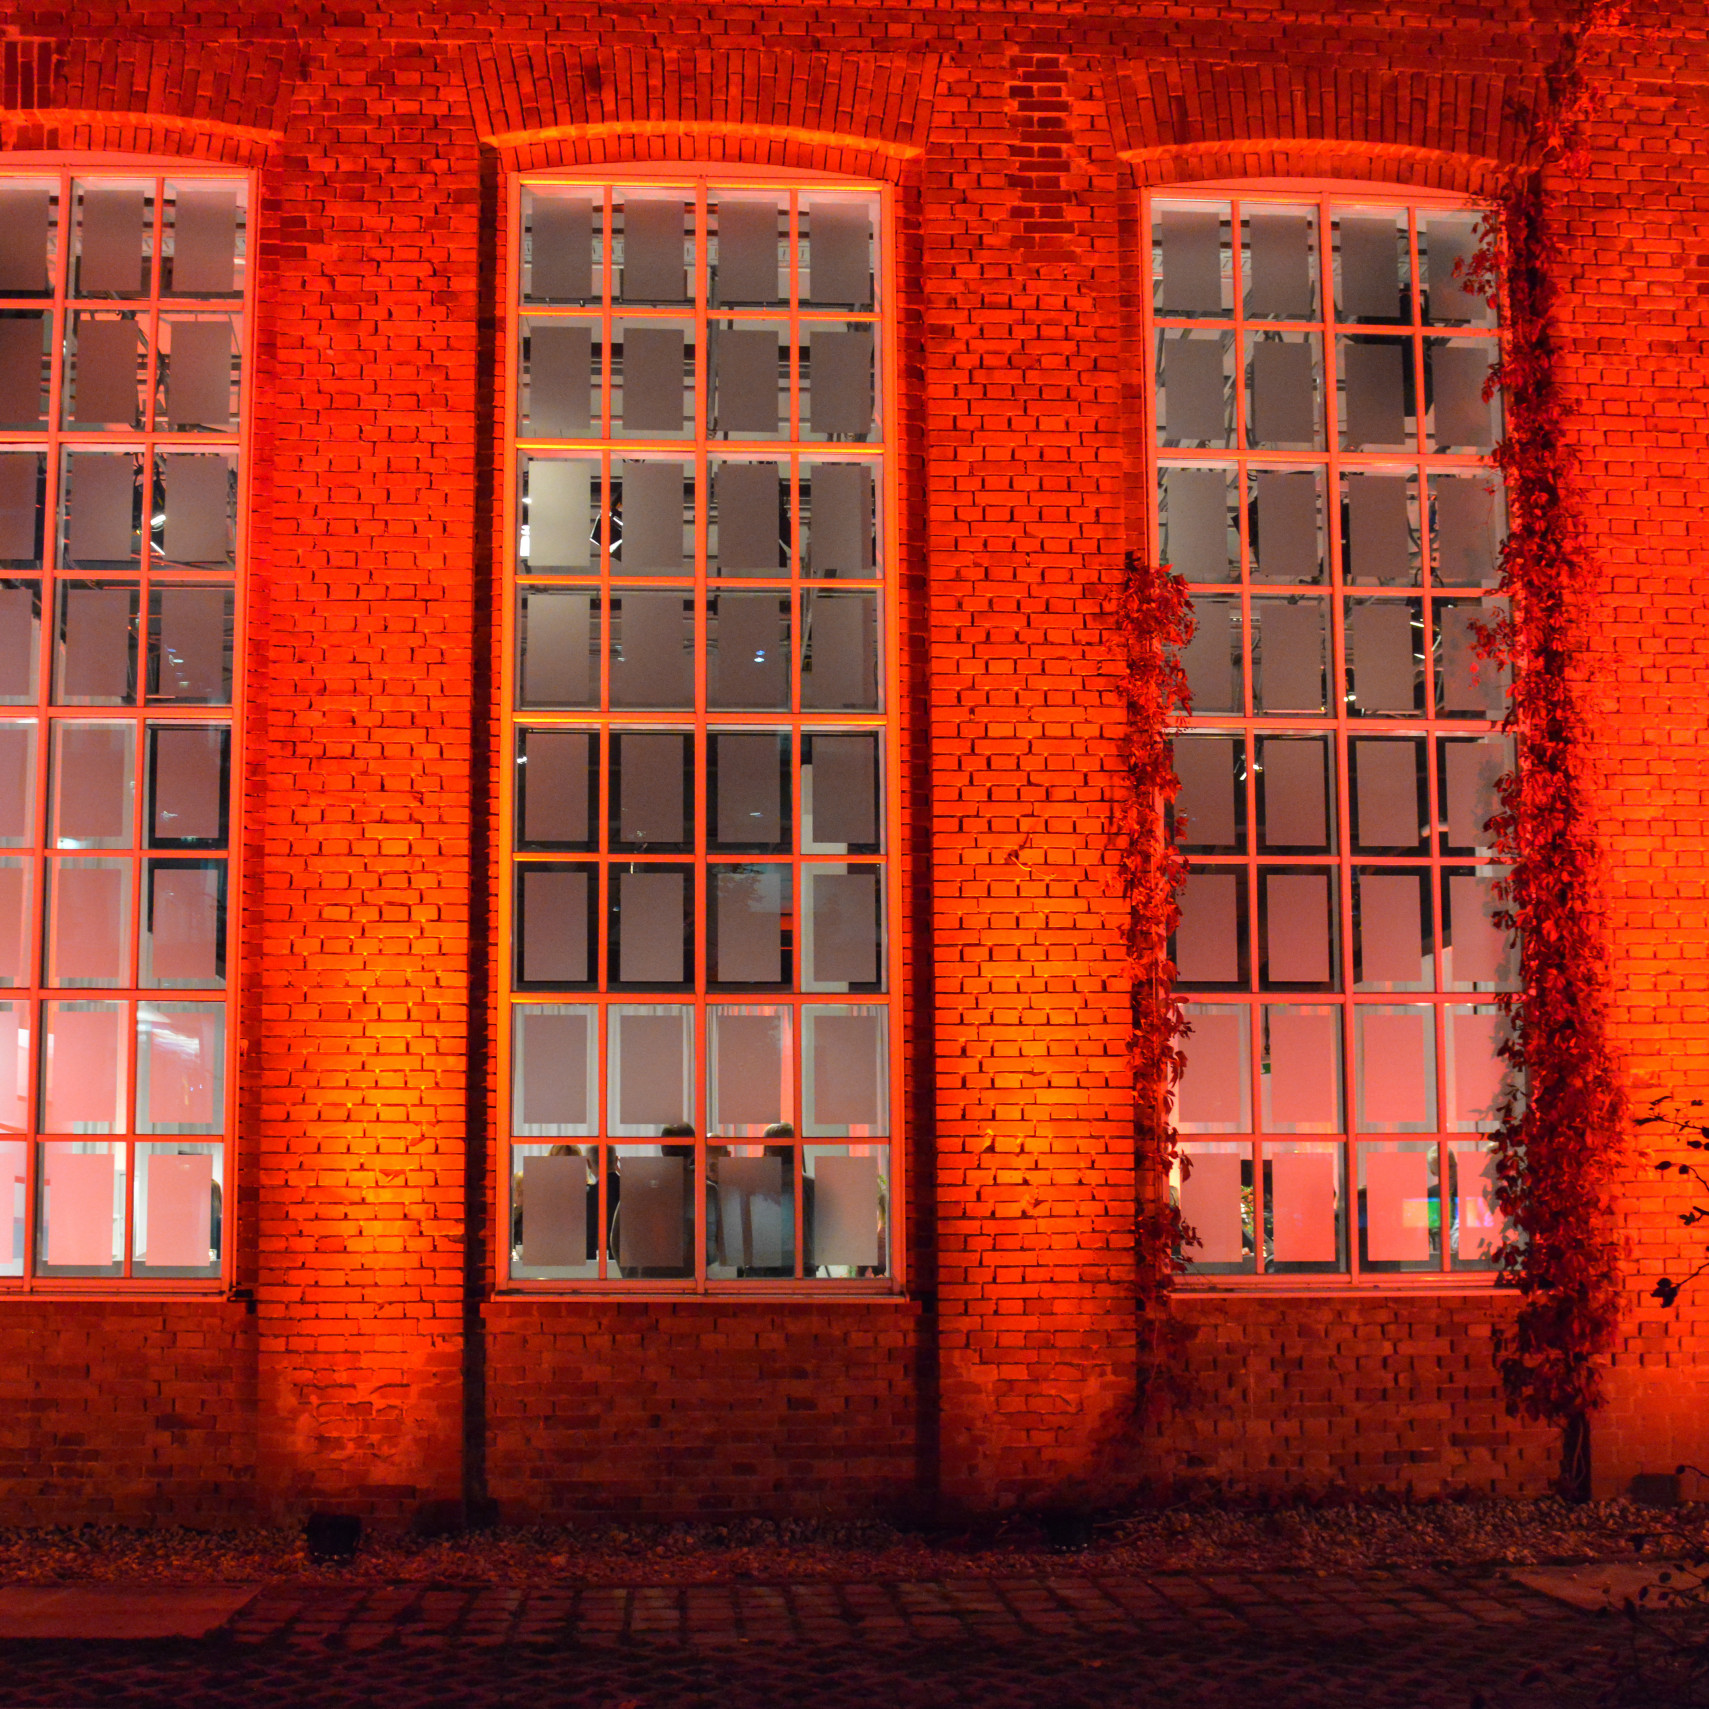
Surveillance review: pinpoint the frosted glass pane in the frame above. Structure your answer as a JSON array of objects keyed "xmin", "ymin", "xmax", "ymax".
[
  {"xmin": 54, "ymin": 724, "xmax": 132, "ymax": 846},
  {"xmin": 808, "ymin": 1013, "xmax": 883, "ymax": 1128},
  {"xmin": 170, "ymin": 192, "xmax": 238, "ymax": 294},
  {"xmin": 1345, "ymin": 475, "xmax": 1411, "ymax": 584},
  {"xmin": 527, "ymin": 325, "xmax": 592, "ymax": 436},
  {"xmin": 1270, "ymin": 1152, "xmax": 1336, "ymax": 1263},
  {"xmin": 621, "ymin": 199, "xmax": 687, "ymax": 301},
  {"xmin": 715, "ymin": 330, "xmax": 779, "ymax": 434},
  {"xmin": 1247, "ymin": 214, "xmax": 1313, "ymax": 317},
  {"xmin": 1341, "ymin": 342, "xmax": 1406, "ymax": 447},
  {"xmin": 520, "ymin": 729, "xmax": 590, "ymax": 846},
  {"xmin": 1424, "ymin": 216, "xmax": 1485, "ymax": 322},
  {"xmin": 716, "ymin": 199, "xmax": 782, "ymax": 303},
  {"xmin": 0, "ymin": 191, "xmax": 49, "ymax": 293},
  {"xmin": 613, "ymin": 1011, "xmax": 690, "ymax": 1127},
  {"xmin": 0, "ymin": 862, "xmax": 26, "ymax": 985},
  {"xmin": 1353, "ymin": 740, "xmax": 1422, "ymax": 848},
  {"xmin": 1444, "ymin": 738, "xmax": 1510, "ymax": 850},
  {"xmin": 0, "ymin": 723, "xmax": 33, "ymax": 844},
  {"xmin": 520, "ymin": 1153, "xmax": 590, "ymax": 1267},
  {"xmin": 79, "ymin": 191, "xmax": 145, "ymax": 293},
  {"xmin": 0, "ymin": 1009, "xmax": 25, "ymax": 1131},
  {"xmin": 1448, "ymin": 874, "xmax": 1510, "ymax": 986},
  {"xmin": 160, "ymin": 456, "xmax": 231, "ymax": 564},
  {"xmin": 1255, "ymin": 600, "xmax": 1324, "ymax": 712},
  {"xmin": 139, "ymin": 1004, "xmax": 223, "ymax": 1131},
  {"xmin": 1179, "ymin": 599, "xmax": 1239, "ymax": 713},
  {"xmin": 66, "ymin": 455, "xmax": 137, "ymax": 563},
  {"xmin": 519, "ymin": 867, "xmax": 589, "ymax": 984},
  {"xmin": 1264, "ymin": 873, "xmax": 1330, "ymax": 984},
  {"xmin": 1250, "ymin": 341, "xmax": 1315, "ymax": 444},
  {"xmin": 72, "ymin": 319, "xmax": 140, "ymax": 425},
  {"xmin": 810, "ymin": 870, "xmax": 879, "ymax": 985},
  {"xmin": 1453, "ymin": 1144, "xmax": 1502, "ymax": 1263},
  {"xmin": 530, "ymin": 196, "xmax": 593, "ymax": 299},
  {"xmin": 806, "ymin": 463, "xmax": 872, "ymax": 577},
  {"xmin": 1440, "ymin": 603, "xmax": 1509, "ymax": 714},
  {"xmin": 520, "ymin": 590, "xmax": 594, "ymax": 706},
  {"xmin": 45, "ymin": 1149, "xmax": 116, "ymax": 1265},
  {"xmin": 0, "ymin": 454, "xmax": 40, "ymax": 562},
  {"xmin": 616, "ymin": 731, "xmax": 685, "ymax": 845},
  {"xmin": 618, "ymin": 460, "xmax": 686, "ymax": 573},
  {"xmin": 712, "ymin": 1011, "xmax": 786, "ymax": 1128},
  {"xmin": 808, "ymin": 330, "xmax": 873, "ymax": 437},
  {"xmin": 1171, "ymin": 736, "xmax": 1237, "ymax": 848},
  {"xmin": 151, "ymin": 728, "xmax": 225, "ymax": 843},
  {"xmin": 1158, "ymin": 209, "xmax": 1222, "ymax": 314},
  {"xmin": 1259, "ymin": 738, "xmax": 1327, "ymax": 849},
  {"xmin": 620, "ymin": 328, "xmax": 685, "ymax": 432},
  {"xmin": 1450, "ymin": 1009, "xmax": 1507, "ymax": 1128},
  {"xmin": 1348, "ymin": 602, "xmax": 1415, "ymax": 712},
  {"xmin": 1358, "ymin": 873, "xmax": 1426, "ymax": 986},
  {"xmin": 0, "ymin": 317, "xmax": 44, "ymax": 424},
  {"xmin": 140, "ymin": 1150, "xmax": 215, "ymax": 1267},
  {"xmin": 713, "ymin": 1154, "xmax": 789, "ymax": 1269},
  {"xmin": 713, "ymin": 733, "xmax": 782, "ymax": 847},
  {"xmin": 1161, "ymin": 468, "xmax": 1232, "ymax": 582},
  {"xmin": 43, "ymin": 1004, "xmax": 126, "ymax": 1132},
  {"xmin": 1266, "ymin": 1008, "xmax": 1340, "ymax": 1128},
  {"xmin": 808, "ymin": 736, "xmax": 877, "ymax": 847},
  {"xmin": 616, "ymin": 869, "xmax": 685, "ymax": 984},
  {"xmin": 0, "ymin": 589, "xmax": 30, "ymax": 702},
  {"xmin": 715, "ymin": 462, "xmax": 783, "ymax": 573},
  {"xmin": 806, "ymin": 202, "xmax": 871, "ymax": 305},
  {"xmin": 1251, "ymin": 472, "xmax": 1317, "ymax": 582},
  {"xmin": 1358, "ymin": 1009, "xmax": 1433, "ymax": 1128},
  {"xmin": 610, "ymin": 593, "xmax": 693, "ymax": 708},
  {"xmin": 515, "ymin": 1008, "xmax": 591, "ymax": 1129},
  {"xmin": 713, "ymin": 867, "xmax": 787, "ymax": 984},
  {"xmin": 1432, "ymin": 345, "xmax": 1495, "ymax": 447},
  {"xmin": 1366, "ymin": 1150, "xmax": 1431, "ymax": 1262},
  {"xmin": 48, "ymin": 861, "xmax": 127, "ymax": 985},
  {"xmin": 802, "ymin": 592, "xmax": 878, "ymax": 709},
  {"xmin": 1433, "ymin": 476, "xmax": 1504, "ymax": 585},
  {"xmin": 1339, "ymin": 217, "xmax": 1403, "ymax": 320},
  {"xmin": 812, "ymin": 1154, "xmax": 879, "ymax": 1266},
  {"xmin": 525, "ymin": 461, "xmax": 594, "ymax": 573},
  {"xmin": 1176, "ymin": 1007, "xmax": 1247, "ymax": 1130},
  {"xmin": 61, "ymin": 587, "xmax": 135, "ymax": 701},
  {"xmin": 165, "ymin": 321, "xmax": 231, "ymax": 428},
  {"xmin": 143, "ymin": 863, "xmax": 223, "ymax": 986},
  {"xmin": 710, "ymin": 595, "xmax": 789, "ymax": 709},
  {"xmin": 1175, "ymin": 873, "xmax": 1239, "ymax": 984},
  {"xmin": 1179, "ymin": 1152, "xmax": 1244, "ymax": 1264},
  {"xmin": 617, "ymin": 1156, "xmax": 686, "ymax": 1267},
  {"xmin": 1161, "ymin": 338, "xmax": 1224, "ymax": 442}
]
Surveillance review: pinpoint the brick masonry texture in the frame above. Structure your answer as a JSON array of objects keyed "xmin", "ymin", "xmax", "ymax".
[{"xmin": 0, "ymin": 0, "xmax": 1702, "ymax": 1524}]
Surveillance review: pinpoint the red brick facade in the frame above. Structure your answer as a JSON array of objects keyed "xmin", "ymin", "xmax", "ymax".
[{"xmin": 0, "ymin": 1, "xmax": 1702, "ymax": 1526}]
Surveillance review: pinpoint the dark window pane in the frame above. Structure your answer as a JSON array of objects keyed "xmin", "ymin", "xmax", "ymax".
[
  {"xmin": 517, "ymin": 865, "xmax": 593, "ymax": 986},
  {"xmin": 71, "ymin": 318, "xmax": 141, "ymax": 426},
  {"xmin": 1352, "ymin": 738, "xmax": 1426, "ymax": 852},
  {"xmin": 1246, "ymin": 211, "xmax": 1314, "ymax": 318},
  {"xmin": 615, "ymin": 460, "xmax": 688, "ymax": 575},
  {"xmin": 519, "ymin": 728, "xmax": 594, "ymax": 849},
  {"xmin": 1158, "ymin": 208, "xmax": 1223, "ymax": 316},
  {"xmin": 149, "ymin": 586, "xmax": 232, "ymax": 704},
  {"xmin": 805, "ymin": 201, "xmax": 872, "ymax": 306},
  {"xmin": 0, "ymin": 190, "xmax": 49, "ymax": 294},
  {"xmin": 1344, "ymin": 474, "xmax": 1414, "ymax": 585},
  {"xmin": 613, "ymin": 731, "xmax": 687, "ymax": 848},
  {"xmin": 613, "ymin": 868, "xmax": 689, "ymax": 986},
  {"xmin": 0, "ymin": 454, "xmax": 43, "ymax": 565},
  {"xmin": 715, "ymin": 328, "xmax": 780, "ymax": 434},
  {"xmin": 142, "ymin": 860, "xmax": 225, "ymax": 987},
  {"xmin": 513, "ymin": 1007, "xmax": 594, "ymax": 1132},
  {"xmin": 78, "ymin": 189, "xmax": 146, "ymax": 294},
  {"xmin": 1258, "ymin": 736, "xmax": 1330, "ymax": 852},
  {"xmin": 1174, "ymin": 872, "xmax": 1242, "ymax": 986},
  {"xmin": 714, "ymin": 461, "xmax": 786, "ymax": 576},
  {"xmin": 619, "ymin": 327, "xmax": 687, "ymax": 432},
  {"xmin": 1254, "ymin": 599, "xmax": 1326, "ymax": 714},
  {"xmin": 53, "ymin": 723, "xmax": 133, "ymax": 849},
  {"xmin": 148, "ymin": 726, "xmax": 228, "ymax": 846},
  {"xmin": 1160, "ymin": 468, "xmax": 1233, "ymax": 583},
  {"xmin": 0, "ymin": 314, "xmax": 46, "ymax": 427},
  {"xmin": 715, "ymin": 198, "xmax": 783, "ymax": 305},
  {"xmin": 1170, "ymin": 735, "xmax": 1241, "ymax": 851},
  {"xmin": 0, "ymin": 722, "xmax": 33, "ymax": 846},
  {"xmin": 524, "ymin": 460, "xmax": 596, "ymax": 574},
  {"xmin": 1249, "ymin": 339, "xmax": 1316, "ymax": 445},
  {"xmin": 64, "ymin": 454, "xmax": 139, "ymax": 567},
  {"xmin": 1250, "ymin": 471, "xmax": 1319, "ymax": 582},
  {"xmin": 1341, "ymin": 340, "xmax": 1408, "ymax": 449},
  {"xmin": 0, "ymin": 583, "xmax": 39, "ymax": 703}
]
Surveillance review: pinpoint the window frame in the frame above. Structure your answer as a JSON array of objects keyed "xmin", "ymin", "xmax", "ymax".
[
  {"xmin": 0, "ymin": 154, "xmax": 253, "ymax": 1295},
  {"xmin": 497, "ymin": 163, "xmax": 905, "ymax": 1296},
  {"xmin": 1144, "ymin": 177, "xmax": 1513, "ymax": 1293}
]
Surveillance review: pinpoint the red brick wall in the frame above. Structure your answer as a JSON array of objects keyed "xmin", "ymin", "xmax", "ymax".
[{"xmin": 0, "ymin": 1, "xmax": 1698, "ymax": 1525}]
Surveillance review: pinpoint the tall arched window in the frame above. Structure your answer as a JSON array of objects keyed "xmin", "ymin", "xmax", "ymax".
[
  {"xmin": 1149, "ymin": 183, "xmax": 1514, "ymax": 1284},
  {"xmin": 501, "ymin": 168, "xmax": 901, "ymax": 1291}
]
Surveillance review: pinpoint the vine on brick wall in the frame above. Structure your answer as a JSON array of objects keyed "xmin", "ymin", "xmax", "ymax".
[
  {"xmin": 1470, "ymin": 0, "xmax": 1629, "ymax": 1428},
  {"xmin": 1117, "ymin": 551, "xmax": 1193, "ymax": 1406}
]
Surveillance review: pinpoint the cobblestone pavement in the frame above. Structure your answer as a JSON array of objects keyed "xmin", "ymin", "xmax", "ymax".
[{"xmin": 0, "ymin": 1570, "xmax": 1650, "ymax": 1708}]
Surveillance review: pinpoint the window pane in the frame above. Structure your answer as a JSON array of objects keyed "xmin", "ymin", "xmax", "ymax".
[
  {"xmin": 804, "ymin": 867, "xmax": 882, "ymax": 990},
  {"xmin": 804, "ymin": 1147, "xmax": 886, "ymax": 1275},
  {"xmin": 1244, "ymin": 208, "xmax": 1316, "ymax": 319},
  {"xmin": 713, "ymin": 461, "xmax": 786, "ymax": 577},
  {"xmin": 611, "ymin": 1150, "xmax": 692, "ymax": 1276},
  {"xmin": 713, "ymin": 196, "xmax": 784, "ymax": 305},
  {"xmin": 1343, "ymin": 473, "xmax": 1417, "ymax": 586},
  {"xmin": 713, "ymin": 326, "xmax": 782, "ymax": 435},
  {"xmin": 711, "ymin": 732, "xmax": 788, "ymax": 852},
  {"xmin": 0, "ymin": 859, "xmax": 29, "ymax": 986},
  {"xmin": 708, "ymin": 1149, "xmax": 794, "ymax": 1277},
  {"xmin": 708, "ymin": 594, "xmax": 790, "ymax": 710},
  {"xmin": 612, "ymin": 730, "xmax": 688, "ymax": 849},
  {"xmin": 1447, "ymin": 1005, "xmax": 1510, "ymax": 1131},
  {"xmin": 1450, "ymin": 1141, "xmax": 1502, "ymax": 1269},
  {"xmin": 1360, "ymin": 1142, "xmax": 1439, "ymax": 1269},
  {"xmin": 1355, "ymin": 1005, "xmax": 1437, "ymax": 1131},
  {"xmin": 1256, "ymin": 736, "xmax": 1330, "ymax": 852},
  {"xmin": 515, "ymin": 864, "xmax": 595, "ymax": 988},
  {"xmin": 1428, "ymin": 341, "xmax": 1498, "ymax": 450},
  {"xmin": 611, "ymin": 867, "xmax": 690, "ymax": 987},
  {"xmin": 135, "ymin": 1143, "xmax": 223, "ymax": 1274},
  {"xmin": 1354, "ymin": 869, "xmax": 1431, "ymax": 990},
  {"xmin": 608, "ymin": 1006, "xmax": 693, "ymax": 1134},
  {"xmin": 155, "ymin": 455, "xmax": 236, "ymax": 568},
  {"xmin": 1351, "ymin": 738, "xmax": 1425, "ymax": 852},
  {"xmin": 619, "ymin": 196, "xmax": 688, "ymax": 302},
  {"xmin": 0, "ymin": 1003, "xmax": 27, "ymax": 1135},
  {"xmin": 804, "ymin": 733, "xmax": 878, "ymax": 852},
  {"xmin": 1160, "ymin": 467, "xmax": 1235, "ymax": 583},
  {"xmin": 1261, "ymin": 1005, "xmax": 1341, "ymax": 1132},
  {"xmin": 515, "ymin": 1147, "xmax": 598, "ymax": 1274},
  {"xmin": 801, "ymin": 591, "xmax": 878, "ymax": 709},
  {"xmin": 0, "ymin": 720, "xmax": 33, "ymax": 846},
  {"xmin": 136, "ymin": 1002, "xmax": 225, "ymax": 1134},
  {"xmin": 1422, "ymin": 214, "xmax": 1491, "ymax": 325},
  {"xmin": 1253, "ymin": 598, "xmax": 1326, "ymax": 714},
  {"xmin": 803, "ymin": 1006, "xmax": 887, "ymax": 1136},
  {"xmin": 806, "ymin": 327, "xmax": 873, "ymax": 439},
  {"xmin": 1156, "ymin": 205, "xmax": 1227, "ymax": 316},
  {"xmin": 0, "ymin": 1135, "xmax": 23, "ymax": 1274},
  {"xmin": 1265, "ymin": 1144, "xmax": 1342, "ymax": 1269},
  {"xmin": 609, "ymin": 592, "xmax": 693, "ymax": 708},
  {"xmin": 518, "ymin": 589, "xmax": 598, "ymax": 707},
  {"xmin": 0, "ymin": 187, "xmax": 51, "ymax": 295},
  {"xmin": 1436, "ymin": 598, "xmax": 1511, "ymax": 715},
  {"xmin": 1338, "ymin": 338, "xmax": 1410, "ymax": 450},
  {"xmin": 148, "ymin": 726, "xmax": 229, "ymax": 846},
  {"xmin": 0, "ymin": 312, "xmax": 48, "ymax": 428},
  {"xmin": 803, "ymin": 462, "xmax": 876, "ymax": 579},
  {"xmin": 42, "ymin": 1001, "xmax": 127, "ymax": 1134},
  {"xmin": 1249, "ymin": 470, "xmax": 1321, "ymax": 583},
  {"xmin": 1173, "ymin": 871, "xmax": 1244, "ymax": 988},
  {"xmin": 524, "ymin": 323, "xmax": 593, "ymax": 436},
  {"xmin": 1431, "ymin": 474, "xmax": 1505, "ymax": 586},
  {"xmin": 166, "ymin": 189, "xmax": 239, "ymax": 294},
  {"xmin": 1176, "ymin": 597, "xmax": 1241, "ymax": 713},
  {"xmin": 38, "ymin": 1141, "xmax": 124, "ymax": 1273},
  {"xmin": 1173, "ymin": 1004, "xmax": 1250, "ymax": 1133},
  {"xmin": 1246, "ymin": 335, "xmax": 1319, "ymax": 448},
  {"xmin": 1169, "ymin": 734, "xmax": 1242, "ymax": 852},
  {"xmin": 1439, "ymin": 735, "xmax": 1512, "ymax": 854},
  {"xmin": 1444, "ymin": 870, "xmax": 1515, "ymax": 990},
  {"xmin": 161, "ymin": 318, "xmax": 235, "ymax": 430},
  {"xmin": 522, "ymin": 460, "xmax": 598, "ymax": 575},
  {"xmin": 55, "ymin": 583, "xmax": 138, "ymax": 705},
  {"xmin": 711, "ymin": 865, "xmax": 790, "ymax": 986},
  {"xmin": 1157, "ymin": 333, "xmax": 1229, "ymax": 446},
  {"xmin": 76, "ymin": 187, "xmax": 148, "ymax": 295},
  {"xmin": 63, "ymin": 452, "xmax": 141, "ymax": 569},
  {"xmin": 614, "ymin": 460, "xmax": 689, "ymax": 575},
  {"xmin": 1345, "ymin": 598, "xmax": 1421, "ymax": 715},
  {"xmin": 708, "ymin": 1006, "xmax": 792, "ymax": 1136},
  {"xmin": 52, "ymin": 722, "xmax": 134, "ymax": 849},
  {"xmin": 511, "ymin": 1005, "xmax": 596, "ymax": 1136},
  {"xmin": 1176, "ymin": 1142, "xmax": 1251, "ymax": 1271},
  {"xmin": 149, "ymin": 586, "xmax": 234, "ymax": 704},
  {"xmin": 45, "ymin": 858, "xmax": 130, "ymax": 987},
  {"xmin": 69, "ymin": 314, "xmax": 143, "ymax": 427},
  {"xmin": 518, "ymin": 728, "xmax": 594, "ymax": 850},
  {"xmin": 804, "ymin": 200, "xmax": 873, "ymax": 307},
  {"xmin": 141, "ymin": 860, "xmax": 225, "ymax": 988},
  {"xmin": 526, "ymin": 192, "xmax": 596, "ymax": 302},
  {"xmin": 0, "ymin": 582, "xmax": 40, "ymax": 701},
  {"xmin": 0, "ymin": 453, "xmax": 45, "ymax": 567},
  {"xmin": 616, "ymin": 325, "xmax": 689, "ymax": 433},
  {"xmin": 1335, "ymin": 212, "xmax": 1406, "ymax": 322},
  {"xmin": 1260, "ymin": 870, "xmax": 1336, "ymax": 988}
]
